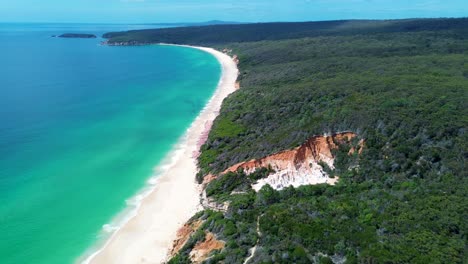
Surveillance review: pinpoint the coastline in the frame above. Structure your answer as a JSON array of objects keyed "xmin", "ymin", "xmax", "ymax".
[{"xmin": 81, "ymin": 45, "xmax": 239, "ymax": 264}]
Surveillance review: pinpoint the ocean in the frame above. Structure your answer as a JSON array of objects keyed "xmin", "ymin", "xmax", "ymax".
[{"xmin": 0, "ymin": 23, "xmax": 220, "ymax": 263}]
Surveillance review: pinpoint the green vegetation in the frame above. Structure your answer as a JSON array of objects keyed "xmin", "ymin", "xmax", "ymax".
[
  {"xmin": 105, "ymin": 19, "xmax": 468, "ymax": 263},
  {"xmin": 104, "ymin": 18, "xmax": 468, "ymax": 45},
  {"xmin": 200, "ymin": 32, "xmax": 468, "ymax": 175}
]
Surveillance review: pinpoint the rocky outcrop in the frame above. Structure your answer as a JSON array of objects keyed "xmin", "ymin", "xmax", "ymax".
[
  {"xmin": 232, "ymin": 55, "xmax": 240, "ymax": 64},
  {"xmin": 170, "ymin": 220, "xmax": 204, "ymax": 257},
  {"xmin": 224, "ymin": 132, "xmax": 362, "ymax": 191},
  {"xmin": 200, "ymin": 189, "xmax": 229, "ymax": 212},
  {"xmin": 169, "ymin": 132, "xmax": 362, "ymax": 262},
  {"xmin": 189, "ymin": 232, "xmax": 225, "ymax": 263}
]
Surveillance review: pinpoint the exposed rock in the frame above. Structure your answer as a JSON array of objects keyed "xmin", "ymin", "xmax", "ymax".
[
  {"xmin": 170, "ymin": 220, "xmax": 204, "ymax": 257},
  {"xmin": 189, "ymin": 232, "xmax": 225, "ymax": 263},
  {"xmin": 224, "ymin": 132, "xmax": 362, "ymax": 191},
  {"xmin": 202, "ymin": 173, "xmax": 217, "ymax": 185},
  {"xmin": 200, "ymin": 190, "xmax": 229, "ymax": 212},
  {"xmin": 349, "ymin": 139, "xmax": 365, "ymax": 155},
  {"xmin": 232, "ymin": 55, "xmax": 240, "ymax": 64},
  {"xmin": 169, "ymin": 133, "xmax": 362, "ymax": 261}
]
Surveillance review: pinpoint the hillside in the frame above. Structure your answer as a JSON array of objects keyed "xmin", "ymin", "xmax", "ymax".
[
  {"xmin": 104, "ymin": 19, "xmax": 468, "ymax": 263},
  {"xmin": 103, "ymin": 18, "xmax": 468, "ymax": 46}
]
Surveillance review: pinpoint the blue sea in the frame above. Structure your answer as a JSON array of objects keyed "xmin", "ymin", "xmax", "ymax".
[{"xmin": 0, "ymin": 23, "xmax": 220, "ymax": 263}]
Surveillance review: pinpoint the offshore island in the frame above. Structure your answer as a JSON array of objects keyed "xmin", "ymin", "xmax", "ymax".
[
  {"xmin": 54, "ymin": 33, "xmax": 97, "ymax": 38},
  {"xmin": 85, "ymin": 18, "xmax": 467, "ymax": 264}
]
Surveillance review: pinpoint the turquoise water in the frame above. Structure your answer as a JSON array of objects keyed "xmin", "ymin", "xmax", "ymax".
[{"xmin": 0, "ymin": 24, "xmax": 220, "ymax": 264}]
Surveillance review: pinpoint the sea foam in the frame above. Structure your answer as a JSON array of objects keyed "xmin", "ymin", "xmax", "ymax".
[{"xmin": 80, "ymin": 115, "xmax": 199, "ymax": 264}]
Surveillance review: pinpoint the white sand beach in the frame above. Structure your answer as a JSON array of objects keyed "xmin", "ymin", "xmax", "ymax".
[{"xmin": 84, "ymin": 45, "xmax": 239, "ymax": 264}]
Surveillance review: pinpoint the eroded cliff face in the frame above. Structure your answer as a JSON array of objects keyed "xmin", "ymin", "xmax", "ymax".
[
  {"xmin": 170, "ymin": 220, "xmax": 204, "ymax": 257},
  {"xmin": 189, "ymin": 232, "xmax": 225, "ymax": 264},
  {"xmin": 170, "ymin": 225, "xmax": 225, "ymax": 263},
  {"xmin": 170, "ymin": 132, "xmax": 362, "ymax": 261},
  {"xmin": 224, "ymin": 132, "xmax": 362, "ymax": 191}
]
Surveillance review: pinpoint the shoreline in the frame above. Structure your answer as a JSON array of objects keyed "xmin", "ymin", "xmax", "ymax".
[{"xmin": 80, "ymin": 45, "xmax": 239, "ymax": 264}]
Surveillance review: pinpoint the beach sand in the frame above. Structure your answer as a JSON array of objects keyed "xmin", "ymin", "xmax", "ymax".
[{"xmin": 84, "ymin": 45, "xmax": 239, "ymax": 264}]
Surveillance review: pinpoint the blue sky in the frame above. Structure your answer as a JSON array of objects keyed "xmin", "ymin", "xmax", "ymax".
[{"xmin": 1, "ymin": 0, "xmax": 467, "ymax": 23}]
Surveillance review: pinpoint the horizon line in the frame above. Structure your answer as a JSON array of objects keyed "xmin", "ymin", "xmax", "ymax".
[{"xmin": 1, "ymin": 16, "xmax": 467, "ymax": 25}]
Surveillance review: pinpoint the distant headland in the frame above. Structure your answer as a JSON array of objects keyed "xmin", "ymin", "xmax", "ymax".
[{"xmin": 53, "ymin": 33, "xmax": 97, "ymax": 39}]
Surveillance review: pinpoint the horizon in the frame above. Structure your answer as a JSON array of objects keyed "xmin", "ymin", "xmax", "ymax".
[
  {"xmin": 2, "ymin": 16, "xmax": 468, "ymax": 25},
  {"xmin": 0, "ymin": 0, "xmax": 467, "ymax": 24}
]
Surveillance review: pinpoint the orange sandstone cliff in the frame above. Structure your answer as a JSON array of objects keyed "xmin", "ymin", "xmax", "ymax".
[
  {"xmin": 171, "ymin": 132, "xmax": 363, "ymax": 260},
  {"xmin": 223, "ymin": 132, "xmax": 362, "ymax": 191},
  {"xmin": 189, "ymin": 232, "xmax": 225, "ymax": 263},
  {"xmin": 170, "ymin": 220, "xmax": 204, "ymax": 257},
  {"xmin": 171, "ymin": 227, "xmax": 225, "ymax": 263}
]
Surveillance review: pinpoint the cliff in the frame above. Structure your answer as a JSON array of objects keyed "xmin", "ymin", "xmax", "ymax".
[
  {"xmin": 170, "ymin": 220, "xmax": 203, "ymax": 257},
  {"xmin": 189, "ymin": 232, "xmax": 225, "ymax": 263},
  {"xmin": 223, "ymin": 132, "xmax": 363, "ymax": 191}
]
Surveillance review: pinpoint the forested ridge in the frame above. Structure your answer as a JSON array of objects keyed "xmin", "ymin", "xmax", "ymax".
[
  {"xmin": 104, "ymin": 18, "xmax": 468, "ymax": 45},
  {"xmin": 104, "ymin": 19, "xmax": 468, "ymax": 263}
]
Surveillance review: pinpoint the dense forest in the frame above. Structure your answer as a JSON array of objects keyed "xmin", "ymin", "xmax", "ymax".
[
  {"xmin": 104, "ymin": 19, "xmax": 468, "ymax": 263},
  {"xmin": 104, "ymin": 18, "xmax": 468, "ymax": 45}
]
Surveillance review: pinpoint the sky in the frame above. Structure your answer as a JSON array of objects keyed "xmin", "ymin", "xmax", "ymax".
[{"xmin": 0, "ymin": 0, "xmax": 467, "ymax": 23}]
